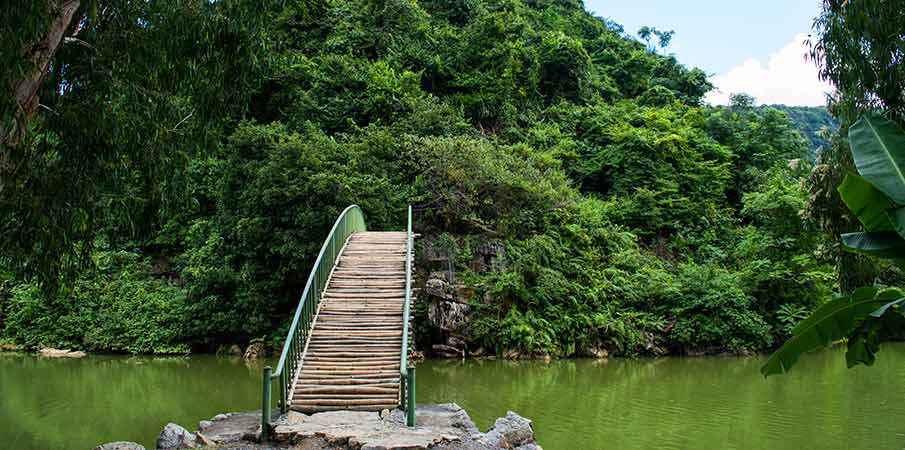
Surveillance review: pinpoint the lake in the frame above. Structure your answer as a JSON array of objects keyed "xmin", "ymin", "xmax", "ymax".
[{"xmin": 2, "ymin": 345, "xmax": 904, "ymax": 450}]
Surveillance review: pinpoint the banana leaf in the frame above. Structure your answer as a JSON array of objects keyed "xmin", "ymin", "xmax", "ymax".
[
  {"xmin": 837, "ymin": 173, "xmax": 894, "ymax": 232},
  {"xmin": 840, "ymin": 231, "xmax": 905, "ymax": 259},
  {"xmin": 846, "ymin": 300, "xmax": 905, "ymax": 367},
  {"xmin": 761, "ymin": 287, "xmax": 903, "ymax": 377},
  {"xmin": 886, "ymin": 207, "xmax": 905, "ymax": 240},
  {"xmin": 848, "ymin": 114, "xmax": 905, "ymax": 205}
]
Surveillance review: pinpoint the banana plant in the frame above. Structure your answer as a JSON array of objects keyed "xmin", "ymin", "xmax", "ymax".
[{"xmin": 762, "ymin": 114, "xmax": 905, "ymax": 376}]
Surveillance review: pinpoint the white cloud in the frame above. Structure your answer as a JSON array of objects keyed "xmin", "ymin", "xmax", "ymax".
[{"xmin": 705, "ymin": 33, "xmax": 834, "ymax": 106}]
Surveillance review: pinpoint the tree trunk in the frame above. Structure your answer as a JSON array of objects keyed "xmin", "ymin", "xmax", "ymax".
[{"xmin": 1, "ymin": 0, "xmax": 81, "ymax": 148}]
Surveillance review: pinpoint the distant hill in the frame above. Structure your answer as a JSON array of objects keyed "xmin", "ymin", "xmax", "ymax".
[{"xmin": 767, "ymin": 105, "xmax": 838, "ymax": 162}]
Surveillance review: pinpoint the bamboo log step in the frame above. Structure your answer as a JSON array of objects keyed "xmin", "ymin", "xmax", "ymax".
[
  {"xmin": 308, "ymin": 337, "xmax": 402, "ymax": 343},
  {"xmin": 311, "ymin": 333, "xmax": 402, "ymax": 338},
  {"xmin": 297, "ymin": 373, "xmax": 399, "ymax": 381},
  {"xmin": 342, "ymin": 251, "xmax": 405, "ymax": 255},
  {"xmin": 308, "ymin": 336, "xmax": 402, "ymax": 341},
  {"xmin": 339, "ymin": 263, "xmax": 403, "ymax": 266},
  {"xmin": 316, "ymin": 311, "xmax": 403, "ymax": 316},
  {"xmin": 302, "ymin": 351, "xmax": 401, "ymax": 358},
  {"xmin": 291, "ymin": 405, "xmax": 391, "ymax": 413},
  {"xmin": 305, "ymin": 356, "xmax": 399, "ymax": 362},
  {"xmin": 306, "ymin": 348, "xmax": 400, "ymax": 354},
  {"xmin": 294, "ymin": 385, "xmax": 399, "ymax": 395},
  {"xmin": 314, "ymin": 327, "xmax": 401, "ymax": 333},
  {"xmin": 324, "ymin": 290, "xmax": 404, "ymax": 295},
  {"xmin": 347, "ymin": 239, "xmax": 406, "ymax": 243},
  {"xmin": 319, "ymin": 307, "xmax": 403, "ymax": 311},
  {"xmin": 306, "ymin": 350, "xmax": 400, "ymax": 356},
  {"xmin": 294, "ymin": 394, "xmax": 398, "ymax": 401},
  {"xmin": 296, "ymin": 378, "xmax": 399, "ymax": 386},
  {"xmin": 318, "ymin": 305, "xmax": 402, "ymax": 310},
  {"xmin": 329, "ymin": 282, "xmax": 405, "ymax": 288},
  {"xmin": 315, "ymin": 323, "xmax": 401, "ymax": 328},
  {"xmin": 318, "ymin": 311, "xmax": 400, "ymax": 320},
  {"xmin": 303, "ymin": 366, "xmax": 399, "ymax": 372},
  {"xmin": 297, "ymin": 371, "xmax": 400, "ymax": 378},
  {"xmin": 306, "ymin": 345, "xmax": 401, "ymax": 351},
  {"xmin": 300, "ymin": 370, "xmax": 399, "ymax": 377},
  {"xmin": 303, "ymin": 359, "xmax": 399, "ymax": 366},
  {"xmin": 321, "ymin": 299, "xmax": 403, "ymax": 303},
  {"xmin": 331, "ymin": 271, "xmax": 404, "ymax": 275},
  {"xmin": 302, "ymin": 357, "xmax": 399, "ymax": 364},
  {"xmin": 292, "ymin": 398, "xmax": 397, "ymax": 406}
]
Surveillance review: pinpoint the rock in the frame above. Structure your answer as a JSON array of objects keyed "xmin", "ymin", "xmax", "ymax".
[
  {"xmin": 577, "ymin": 342, "xmax": 609, "ymax": 359},
  {"xmin": 39, "ymin": 347, "xmax": 86, "ymax": 358},
  {"xmin": 433, "ymin": 344, "xmax": 464, "ymax": 358},
  {"xmin": 0, "ymin": 342, "xmax": 22, "ymax": 352},
  {"xmin": 428, "ymin": 298, "xmax": 470, "ymax": 332},
  {"xmin": 447, "ymin": 335, "xmax": 466, "ymax": 347},
  {"xmin": 198, "ymin": 411, "xmax": 261, "ymax": 444},
  {"xmin": 228, "ymin": 344, "xmax": 243, "ymax": 356},
  {"xmin": 274, "ymin": 404, "xmax": 477, "ymax": 449},
  {"xmin": 244, "ymin": 342, "xmax": 265, "ymax": 360},
  {"xmin": 468, "ymin": 241, "xmax": 505, "ymax": 273},
  {"xmin": 425, "ymin": 276, "xmax": 455, "ymax": 301},
  {"xmin": 156, "ymin": 422, "xmax": 197, "ymax": 449},
  {"xmin": 93, "ymin": 442, "xmax": 146, "ymax": 450},
  {"xmin": 503, "ymin": 349, "xmax": 520, "ymax": 360},
  {"xmin": 195, "ymin": 432, "xmax": 215, "ymax": 447},
  {"xmin": 479, "ymin": 412, "xmax": 536, "ymax": 448}
]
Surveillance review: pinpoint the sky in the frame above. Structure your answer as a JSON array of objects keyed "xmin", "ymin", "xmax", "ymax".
[{"xmin": 585, "ymin": 0, "xmax": 834, "ymax": 106}]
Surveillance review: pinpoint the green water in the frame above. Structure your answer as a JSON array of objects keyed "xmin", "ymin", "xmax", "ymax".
[{"xmin": 2, "ymin": 347, "xmax": 905, "ymax": 450}]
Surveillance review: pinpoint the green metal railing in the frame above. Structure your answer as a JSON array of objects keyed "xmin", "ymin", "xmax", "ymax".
[
  {"xmin": 399, "ymin": 205, "xmax": 416, "ymax": 426},
  {"xmin": 261, "ymin": 205, "xmax": 366, "ymax": 434}
]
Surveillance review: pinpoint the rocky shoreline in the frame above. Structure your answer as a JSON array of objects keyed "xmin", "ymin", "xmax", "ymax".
[{"xmin": 94, "ymin": 404, "xmax": 541, "ymax": 450}]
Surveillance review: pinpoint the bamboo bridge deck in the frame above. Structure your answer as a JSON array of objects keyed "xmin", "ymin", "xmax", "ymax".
[{"xmin": 290, "ymin": 231, "xmax": 409, "ymax": 413}]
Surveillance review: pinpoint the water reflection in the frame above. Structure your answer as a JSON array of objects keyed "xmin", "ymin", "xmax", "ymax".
[
  {"xmin": 1, "ymin": 346, "xmax": 904, "ymax": 450},
  {"xmin": 417, "ymin": 346, "xmax": 905, "ymax": 450}
]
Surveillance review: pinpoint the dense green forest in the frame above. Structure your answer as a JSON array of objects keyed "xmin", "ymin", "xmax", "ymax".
[
  {"xmin": 767, "ymin": 104, "xmax": 837, "ymax": 161},
  {"xmin": 0, "ymin": 0, "xmax": 856, "ymax": 357}
]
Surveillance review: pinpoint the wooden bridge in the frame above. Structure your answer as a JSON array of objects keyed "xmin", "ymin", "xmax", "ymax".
[{"xmin": 261, "ymin": 206, "xmax": 416, "ymax": 431}]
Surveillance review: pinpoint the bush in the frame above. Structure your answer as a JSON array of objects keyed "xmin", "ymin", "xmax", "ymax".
[{"xmin": 2, "ymin": 251, "xmax": 189, "ymax": 354}]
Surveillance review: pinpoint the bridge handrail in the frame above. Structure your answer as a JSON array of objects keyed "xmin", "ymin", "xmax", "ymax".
[
  {"xmin": 262, "ymin": 205, "xmax": 366, "ymax": 433},
  {"xmin": 399, "ymin": 205, "xmax": 416, "ymax": 426}
]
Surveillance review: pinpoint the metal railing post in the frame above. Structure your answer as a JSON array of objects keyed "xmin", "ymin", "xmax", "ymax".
[
  {"xmin": 406, "ymin": 367, "xmax": 416, "ymax": 427},
  {"xmin": 400, "ymin": 373, "xmax": 407, "ymax": 410},
  {"xmin": 262, "ymin": 366, "xmax": 272, "ymax": 441}
]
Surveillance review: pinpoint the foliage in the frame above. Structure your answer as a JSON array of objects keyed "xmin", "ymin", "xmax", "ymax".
[
  {"xmin": 2, "ymin": 0, "xmax": 832, "ymax": 357},
  {"xmin": 0, "ymin": 0, "xmax": 271, "ymax": 288},
  {"xmin": 810, "ymin": 0, "xmax": 905, "ymax": 119},
  {"xmin": 764, "ymin": 114, "xmax": 905, "ymax": 376},
  {"xmin": 2, "ymin": 251, "xmax": 190, "ymax": 354},
  {"xmin": 767, "ymin": 105, "xmax": 838, "ymax": 160}
]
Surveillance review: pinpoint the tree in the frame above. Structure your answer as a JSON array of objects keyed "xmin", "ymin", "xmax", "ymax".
[
  {"xmin": 810, "ymin": 0, "xmax": 905, "ymax": 119},
  {"xmin": 1, "ymin": 0, "xmax": 84, "ymax": 149},
  {"xmin": 637, "ymin": 26, "xmax": 674, "ymax": 54},
  {"xmin": 0, "ymin": 0, "xmax": 270, "ymax": 286}
]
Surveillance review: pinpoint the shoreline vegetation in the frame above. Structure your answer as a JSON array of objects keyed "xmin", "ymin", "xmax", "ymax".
[{"xmin": 0, "ymin": 0, "xmax": 875, "ymax": 364}]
